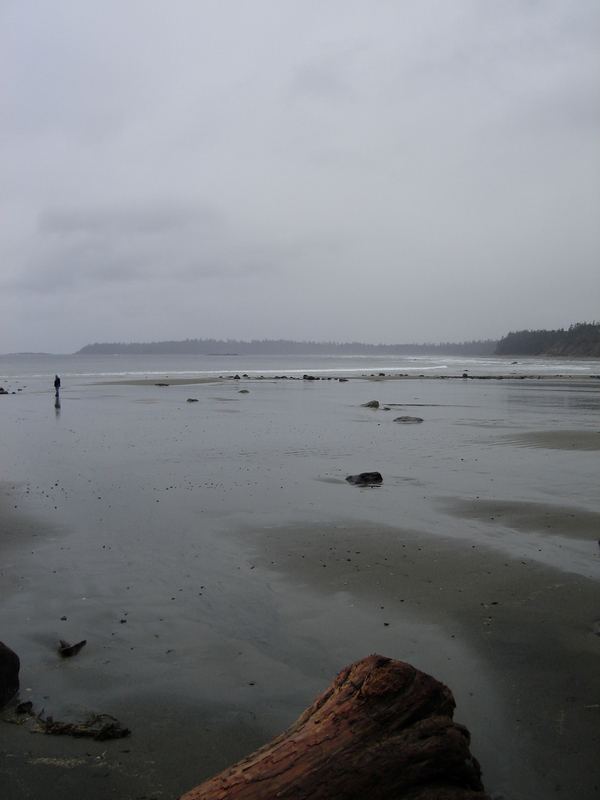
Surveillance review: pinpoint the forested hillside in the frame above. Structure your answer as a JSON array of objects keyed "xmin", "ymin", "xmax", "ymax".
[
  {"xmin": 495, "ymin": 322, "xmax": 600, "ymax": 356},
  {"xmin": 77, "ymin": 338, "xmax": 497, "ymax": 356}
]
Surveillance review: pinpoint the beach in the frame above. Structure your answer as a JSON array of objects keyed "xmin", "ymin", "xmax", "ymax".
[{"xmin": 1, "ymin": 355, "xmax": 599, "ymax": 799}]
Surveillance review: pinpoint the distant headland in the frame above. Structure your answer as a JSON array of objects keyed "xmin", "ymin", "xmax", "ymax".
[
  {"xmin": 495, "ymin": 322, "xmax": 600, "ymax": 357},
  {"xmin": 76, "ymin": 338, "xmax": 498, "ymax": 356},
  {"xmin": 75, "ymin": 322, "xmax": 600, "ymax": 358}
]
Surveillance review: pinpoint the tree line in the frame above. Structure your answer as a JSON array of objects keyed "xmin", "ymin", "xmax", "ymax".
[
  {"xmin": 76, "ymin": 323, "xmax": 600, "ymax": 357},
  {"xmin": 495, "ymin": 322, "xmax": 600, "ymax": 356},
  {"xmin": 77, "ymin": 337, "xmax": 498, "ymax": 356}
]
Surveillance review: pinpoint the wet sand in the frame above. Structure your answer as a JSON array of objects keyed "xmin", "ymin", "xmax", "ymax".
[
  {"xmin": 98, "ymin": 373, "xmax": 600, "ymax": 387},
  {"xmin": 441, "ymin": 498, "xmax": 600, "ymax": 540},
  {"xmin": 93, "ymin": 377, "xmax": 223, "ymax": 386},
  {"xmin": 1, "ymin": 374, "xmax": 599, "ymax": 800},
  {"xmin": 499, "ymin": 430, "xmax": 600, "ymax": 451},
  {"xmin": 244, "ymin": 521, "xmax": 600, "ymax": 799}
]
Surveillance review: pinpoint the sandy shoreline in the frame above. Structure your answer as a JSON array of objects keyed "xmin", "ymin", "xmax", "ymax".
[
  {"xmin": 1, "ymin": 373, "xmax": 599, "ymax": 800},
  {"xmin": 92, "ymin": 373, "xmax": 600, "ymax": 387},
  {"xmin": 244, "ymin": 517, "xmax": 600, "ymax": 799},
  {"xmin": 92, "ymin": 376, "xmax": 224, "ymax": 386},
  {"xmin": 2, "ymin": 504, "xmax": 599, "ymax": 799},
  {"xmin": 440, "ymin": 497, "xmax": 600, "ymax": 539}
]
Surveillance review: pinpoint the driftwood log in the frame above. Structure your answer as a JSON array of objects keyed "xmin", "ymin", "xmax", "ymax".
[{"xmin": 181, "ymin": 654, "xmax": 489, "ymax": 800}]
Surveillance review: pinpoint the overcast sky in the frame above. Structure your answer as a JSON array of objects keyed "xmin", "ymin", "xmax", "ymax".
[{"xmin": 1, "ymin": 1, "xmax": 599, "ymax": 353}]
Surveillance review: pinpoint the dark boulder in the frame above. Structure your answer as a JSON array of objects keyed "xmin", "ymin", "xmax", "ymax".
[
  {"xmin": 0, "ymin": 641, "xmax": 20, "ymax": 707},
  {"xmin": 346, "ymin": 472, "xmax": 383, "ymax": 486},
  {"xmin": 362, "ymin": 400, "xmax": 380, "ymax": 409}
]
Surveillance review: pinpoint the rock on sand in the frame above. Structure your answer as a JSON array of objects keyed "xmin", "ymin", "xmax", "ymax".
[
  {"xmin": 0, "ymin": 641, "xmax": 20, "ymax": 706},
  {"xmin": 346, "ymin": 472, "xmax": 383, "ymax": 486}
]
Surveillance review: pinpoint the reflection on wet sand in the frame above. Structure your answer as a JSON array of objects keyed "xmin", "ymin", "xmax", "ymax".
[
  {"xmin": 2, "ymin": 372, "xmax": 599, "ymax": 800},
  {"xmin": 440, "ymin": 497, "xmax": 600, "ymax": 540},
  {"xmin": 245, "ymin": 521, "xmax": 600, "ymax": 800},
  {"xmin": 499, "ymin": 430, "xmax": 600, "ymax": 450}
]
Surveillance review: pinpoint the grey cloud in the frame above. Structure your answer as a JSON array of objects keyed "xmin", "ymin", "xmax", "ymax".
[
  {"xmin": 0, "ymin": 0, "xmax": 598, "ymax": 352},
  {"xmin": 39, "ymin": 204, "xmax": 218, "ymax": 236},
  {"xmin": 8, "ymin": 201, "xmax": 283, "ymax": 296},
  {"xmin": 9, "ymin": 239, "xmax": 147, "ymax": 294},
  {"xmin": 287, "ymin": 48, "xmax": 364, "ymax": 102}
]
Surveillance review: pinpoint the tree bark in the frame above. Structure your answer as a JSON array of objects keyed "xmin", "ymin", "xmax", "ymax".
[{"xmin": 180, "ymin": 654, "xmax": 489, "ymax": 800}]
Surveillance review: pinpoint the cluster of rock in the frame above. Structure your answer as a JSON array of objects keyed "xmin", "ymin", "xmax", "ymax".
[
  {"xmin": 359, "ymin": 400, "xmax": 424, "ymax": 424},
  {"xmin": 217, "ymin": 374, "xmax": 350, "ymax": 382},
  {"xmin": 346, "ymin": 404, "xmax": 425, "ymax": 487}
]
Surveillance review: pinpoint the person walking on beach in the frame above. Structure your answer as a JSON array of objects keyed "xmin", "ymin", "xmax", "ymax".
[{"xmin": 54, "ymin": 374, "xmax": 61, "ymax": 395}]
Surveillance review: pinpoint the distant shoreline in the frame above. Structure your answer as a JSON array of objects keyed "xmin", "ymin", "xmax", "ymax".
[
  {"xmin": 73, "ymin": 321, "xmax": 600, "ymax": 358},
  {"xmin": 75, "ymin": 337, "xmax": 498, "ymax": 357},
  {"xmin": 93, "ymin": 372, "xmax": 600, "ymax": 386}
]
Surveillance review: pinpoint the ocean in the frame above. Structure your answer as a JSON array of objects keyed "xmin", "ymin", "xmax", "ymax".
[{"xmin": 2, "ymin": 351, "xmax": 600, "ymax": 388}]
